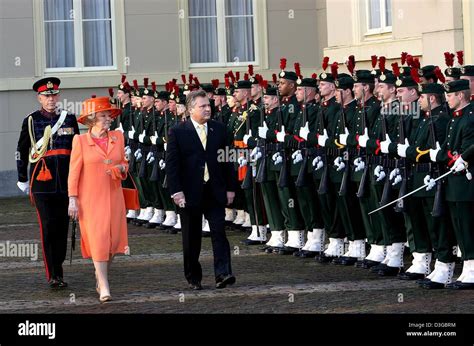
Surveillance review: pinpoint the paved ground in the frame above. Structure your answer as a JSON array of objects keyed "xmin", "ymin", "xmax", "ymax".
[{"xmin": 1, "ymin": 196, "xmax": 473, "ymax": 315}]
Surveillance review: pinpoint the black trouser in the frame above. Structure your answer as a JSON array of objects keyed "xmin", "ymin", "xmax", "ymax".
[
  {"xmin": 34, "ymin": 193, "xmax": 69, "ymax": 281},
  {"xmin": 179, "ymin": 182, "xmax": 232, "ymax": 284}
]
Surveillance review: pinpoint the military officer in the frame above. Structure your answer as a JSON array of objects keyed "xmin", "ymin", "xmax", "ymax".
[{"xmin": 16, "ymin": 77, "xmax": 79, "ymax": 288}]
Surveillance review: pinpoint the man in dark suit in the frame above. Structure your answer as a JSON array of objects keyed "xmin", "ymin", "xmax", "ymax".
[{"xmin": 166, "ymin": 90, "xmax": 237, "ymax": 290}]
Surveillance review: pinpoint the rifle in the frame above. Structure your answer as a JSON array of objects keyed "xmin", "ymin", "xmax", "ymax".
[
  {"xmin": 162, "ymin": 111, "xmax": 169, "ymax": 189},
  {"xmin": 150, "ymin": 106, "xmax": 160, "ymax": 182},
  {"xmin": 241, "ymin": 100, "xmax": 253, "ymax": 190},
  {"xmin": 427, "ymin": 97, "xmax": 445, "ymax": 217},
  {"xmin": 394, "ymin": 99, "xmax": 408, "ymax": 213},
  {"xmin": 338, "ymin": 91, "xmax": 350, "ymax": 196},
  {"xmin": 317, "ymin": 103, "xmax": 329, "ymax": 195},
  {"xmin": 379, "ymin": 96, "xmax": 392, "ymax": 206},
  {"xmin": 255, "ymin": 97, "xmax": 267, "ymax": 183},
  {"xmin": 138, "ymin": 108, "xmax": 148, "ymax": 179},
  {"xmin": 356, "ymin": 90, "xmax": 369, "ymax": 198},
  {"xmin": 128, "ymin": 107, "xmax": 138, "ymax": 172},
  {"xmin": 277, "ymin": 94, "xmax": 289, "ymax": 188},
  {"xmin": 295, "ymin": 91, "xmax": 308, "ymax": 187}
]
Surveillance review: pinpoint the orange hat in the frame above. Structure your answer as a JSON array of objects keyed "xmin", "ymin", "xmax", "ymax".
[{"xmin": 77, "ymin": 96, "xmax": 121, "ymax": 125}]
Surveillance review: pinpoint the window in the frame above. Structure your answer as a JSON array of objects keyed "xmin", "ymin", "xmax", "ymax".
[
  {"xmin": 43, "ymin": 0, "xmax": 116, "ymax": 71},
  {"xmin": 366, "ymin": 0, "xmax": 392, "ymax": 35},
  {"xmin": 188, "ymin": 0, "xmax": 256, "ymax": 67}
]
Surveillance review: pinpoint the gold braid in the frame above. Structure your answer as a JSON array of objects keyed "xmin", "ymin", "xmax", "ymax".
[{"xmin": 28, "ymin": 116, "xmax": 52, "ymax": 163}]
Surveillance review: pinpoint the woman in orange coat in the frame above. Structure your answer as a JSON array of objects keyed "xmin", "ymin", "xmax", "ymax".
[{"xmin": 68, "ymin": 96, "xmax": 128, "ymax": 302}]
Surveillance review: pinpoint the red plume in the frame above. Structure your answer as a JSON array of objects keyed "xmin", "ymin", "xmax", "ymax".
[
  {"xmin": 123, "ymin": 81, "xmax": 130, "ymax": 90},
  {"xmin": 410, "ymin": 68, "xmax": 420, "ymax": 84},
  {"xmin": 152, "ymin": 81, "xmax": 157, "ymax": 92},
  {"xmin": 165, "ymin": 82, "xmax": 169, "ymax": 92},
  {"xmin": 322, "ymin": 57, "xmax": 330, "ymax": 71},
  {"xmin": 457, "ymin": 51, "xmax": 464, "ymax": 66},
  {"xmin": 262, "ymin": 80, "xmax": 268, "ymax": 90},
  {"xmin": 294, "ymin": 62, "xmax": 301, "ymax": 78},
  {"xmin": 171, "ymin": 78, "xmax": 177, "ymax": 86},
  {"xmin": 347, "ymin": 55, "xmax": 355, "ymax": 75},
  {"xmin": 133, "ymin": 80, "xmax": 138, "ymax": 90},
  {"xmin": 272, "ymin": 73, "xmax": 278, "ymax": 84},
  {"xmin": 412, "ymin": 57, "xmax": 420, "ymax": 69},
  {"xmin": 108, "ymin": 88, "xmax": 114, "ymax": 98},
  {"xmin": 143, "ymin": 78, "xmax": 149, "ymax": 89},
  {"xmin": 181, "ymin": 74, "xmax": 187, "ymax": 84},
  {"xmin": 401, "ymin": 52, "xmax": 408, "ymax": 66},
  {"xmin": 193, "ymin": 77, "xmax": 200, "ymax": 88},
  {"xmin": 255, "ymin": 74, "xmax": 262, "ymax": 83},
  {"xmin": 91, "ymin": 95, "xmax": 96, "ymax": 98},
  {"xmin": 121, "ymin": 75, "xmax": 126, "ymax": 83},
  {"xmin": 228, "ymin": 71, "xmax": 236, "ymax": 84},
  {"xmin": 212, "ymin": 79, "xmax": 220, "ymax": 89},
  {"xmin": 280, "ymin": 58, "xmax": 287, "ymax": 71},
  {"xmin": 331, "ymin": 62, "xmax": 339, "ymax": 80},
  {"xmin": 235, "ymin": 71, "xmax": 240, "ymax": 81},
  {"xmin": 434, "ymin": 67, "xmax": 446, "ymax": 84},
  {"xmin": 244, "ymin": 73, "xmax": 249, "ymax": 81},
  {"xmin": 312, "ymin": 73, "xmax": 317, "ymax": 79},
  {"xmin": 225, "ymin": 76, "xmax": 230, "ymax": 88},
  {"xmin": 174, "ymin": 85, "xmax": 179, "ymax": 95},
  {"xmin": 406, "ymin": 54, "xmax": 413, "ymax": 67},
  {"xmin": 391, "ymin": 62, "xmax": 400, "ymax": 78},
  {"xmin": 378, "ymin": 56, "xmax": 386, "ymax": 74},
  {"xmin": 444, "ymin": 52, "xmax": 454, "ymax": 67},
  {"xmin": 188, "ymin": 74, "xmax": 194, "ymax": 84},
  {"xmin": 248, "ymin": 64, "xmax": 254, "ymax": 76},
  {"xmin": 371, "ymin": 55, "xmax": 378, "ymax": 69}
]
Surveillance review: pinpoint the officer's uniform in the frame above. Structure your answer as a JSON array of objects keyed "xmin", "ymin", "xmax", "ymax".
[{"xmin": 16, "ymin": 77, "xmax": 79, "ymax": 288}]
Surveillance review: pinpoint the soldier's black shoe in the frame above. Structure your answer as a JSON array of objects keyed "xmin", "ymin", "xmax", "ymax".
[
  {"xmin": 57, "ymin": 278, "xmax": 68, "ymax": 288},
  {"xmin": 370, "ymin": 263, "xmax": 387, "ymax": 273},
  {"xmin": 293, "ymin": 250, "xmax": 304, "ymax": 257},
  {"xmin": 277, "ymin": 246, "xmax": 299, "ymax": 255},
  {"xmin": 362, "ymin": 259, "xmax": 380, "ymax": 269},
  {"xmin": 260, "ymin": 245, "xmax": 271, "ymax": 252},
  {"xmin": 48, "ymin": 279, "xmax": 59, "ymax": 289},
  {"xmin": 215, "ymin": 275, "xmax": 236, "ymax": 289},
  {"xmin": 331, "ymin": 256, "xmax": 344, "ymax": 265},
  {"xmin": 378, "ymin": 266, "xmax": 402, "ymax": 276},
  {"xmin": 188, "ymin": 281, "xmax": 202, "ymax": 290},
  {"xmin": 241, "ymin": 239, "xmax": 265, "ymax": 246},
  {"xmin": 264, "ymin": 247, "xmax": 274, "ymax": 254},
  {"xmin": 144, "ymin": 222, "xmax": 158, "ymax": 229},
  {"xmin": 168, "ymin": 228, "xmax": 179, "ymax": 234},
  {"xmin": 201, "ymin": 231, "xmax": 211, "ymax": 238},
  {"xmin": 398, "ymin": 272, "xmax": 425, "ymax": 281},
  {"xmin": 416, "ymin": 278, "xmax": 432, "ymax": 286},
  {"xmin": 299, "ymin": 251, "xmax": 318, "ymax": 258},
  {"xmin": 339, "ymin": 257, "xmax": 358, "ymax": 266},
  {"xmin": 422, "ymin": 280, "xmax": 445, "ymax": 289},
  {"xmin": 316, "ymin": 253, "xmax": 336, "ymax": 263},
  {"xmin": 446, "ymin": 281, "xmax": 474, "ymax": 290}
]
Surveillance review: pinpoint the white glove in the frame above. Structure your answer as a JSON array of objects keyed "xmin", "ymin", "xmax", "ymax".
[
  {"xmin": 159, "ymin": 159, "xmax": 166, "ymax": 170},
  {"xmin": 243, "ymin": 130, "xmax": 252, "ymax": 145},
  {"xmin": 312, "ymin": 156, "xmax": 323, "ymax": 171},
  {"xmin": 292, "ymin": 150, "xmax": 303, "ymax": 164},
  {"xmin": 272, "ymin": 152, "xmax": 282, "ymax": 165},
  {"xmin": 353, "ymin": 157, "xmax": 365, "ymax": 172},
  {"xmin": 135, "ymin": 148, "xmax": 142, "ymax": 160},
  {"xmin": 238, "ymin": 156, "xmax": 248, "ymax": 167},
  {"xmin": 374, "ymin": 165, "xmax": 386, "ymax": 182},
  {"xmin": 333, "ymin": 157, "xmax": 345, "ymax": 172},
  {"xmin": 389, "ymin": 168, "xmax": 400, "ymax": 181},
  {"xmin": 424, "ymin": 175, "xmax": 436, "ymax": 191},
  {"xmin": 128, "ymin": 127, "xmax": 135, "ymax": 140},
  {"xmin": 250, "ymin": 148, "xmax": 258, "ymax": 162},
  {"xmin": 318, "ymin": 129, "xmax": 328, "ymax": 147},
  {"xmin": 138, "ymin": 130, "xmax": 146, "ymax": 144},
  {"xmin": 429, "ymin": 142, "xmax": 441, "ymax": 162},
  {"xmin": 150, "ymin": 131, "xmax": 158, "ymax": 145},
  {"xmin": 117, "ymin": 123, "xmax": 124, "ymax": 133},
  {"xmin": 358, "ymin": 128, "xmax": 369, "ymax": 148},
  {"xmin": 16, "ymin": 181, "xmax": 29, "ymax": 194},
  {"xmin": 339, "ymin": 127, "xmax": 349, "ymax": 146},
  {"xmin": 392, "ymin": 174, "xmax": 402, "ymax": 186},
  {"xmin": 299, "ymin": 122, "xmax": 310, "ymax": 141},
  {"xmin": 276, "ymin": 126, "xmax": 286, "ymax": 143},
  {"xmin": 258, "ymin": 122, "xmax": 269, "ymax": 139},
  {"xmin": 164, "ymin": 143, "xmax": 167, "ymax": 151},
  {"xmin": 397, "ymin": 138, "xmax": 409, "ymax": 158},
  {"xmin": 146, "ymin": 152, "xmax": 153, "ymax": 162},
  {"xmin": 380, "ymin": 135, "xmax": 391, "ymax": 154},
  {"xmin": 124, "ymin": 146, "xmax": 131, "ymax": 156},
  {"xmin": 451, "ymin": 155, "xmax": 468, "ymax": 172}
]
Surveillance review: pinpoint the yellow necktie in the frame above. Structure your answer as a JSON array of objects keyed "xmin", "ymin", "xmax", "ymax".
[{"xmin": 198, "ymin": 125, "xmax": 210, "ymax": 182}]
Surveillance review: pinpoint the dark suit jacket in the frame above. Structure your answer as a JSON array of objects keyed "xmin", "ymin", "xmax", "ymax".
[{"xmin": 166, "ymin": 119, "xmax": 236, "ymax": 207}]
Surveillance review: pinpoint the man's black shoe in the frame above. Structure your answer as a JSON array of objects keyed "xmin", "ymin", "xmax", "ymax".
[
  {"xmin": 48, "ymin": 279, "xmax": 59, "ymax": 289},
  {"xmin": 188, "ymin": 281, "xmax": 202, "ymax": 290},
  {"xmin": 398, "ymin": 272, "xmax": 425, "ymax": 280},
  {"xmin": 56, "ymin": 278, "xmax": 68, "ymax": 288},
  {"xmin": 215, "ymin": 275, "xmax": 236, "ymax": 289},
  {"xmin": 422, "ymin": 280, "xmax": 445, "ymax": 289}
]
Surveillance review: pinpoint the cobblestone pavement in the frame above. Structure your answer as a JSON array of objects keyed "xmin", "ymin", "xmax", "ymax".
[{"xmin": 1, "ymin": 196, "xmax": 473, "ymax": 314}]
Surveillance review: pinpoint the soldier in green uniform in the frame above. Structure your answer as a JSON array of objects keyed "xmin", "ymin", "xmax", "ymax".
[
  {"xmin": 358, "ymin": 63, "xmax": 405, "ymax": 275},
  {"xmin": 460, "ymin": 65, "xmax": 474, "ymax": 104},
  {"xmin": 444, "ymin": 51, "xmax": 461, "ymax": 82},
  {"xmin": 300, "ymin": 60, "xmax": 345, "ymax": 262},
  {"xmin": 429, "ymin": 79, "xmax": 474, "ymax": 289},
  {"xmin": 396, "ymin": 80, "xmax": 456, "ymax": 287}
]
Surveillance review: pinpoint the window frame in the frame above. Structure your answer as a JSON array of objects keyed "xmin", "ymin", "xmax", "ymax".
[
  {"xmin": 183, "ymin": 0, "xmax": 264, "ymax": 69},
  {"xmin": 365, "ymin": 0, "xmax": 392, "ymax": 36},
  {"xmin": 41, "ymin": 0, "xmax": 118, "ymax": 73}
]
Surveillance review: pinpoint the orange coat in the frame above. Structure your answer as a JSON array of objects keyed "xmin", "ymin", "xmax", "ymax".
[{"xmin": 68, "ymin": 130, "xmax": 128, "ymax": 261}]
